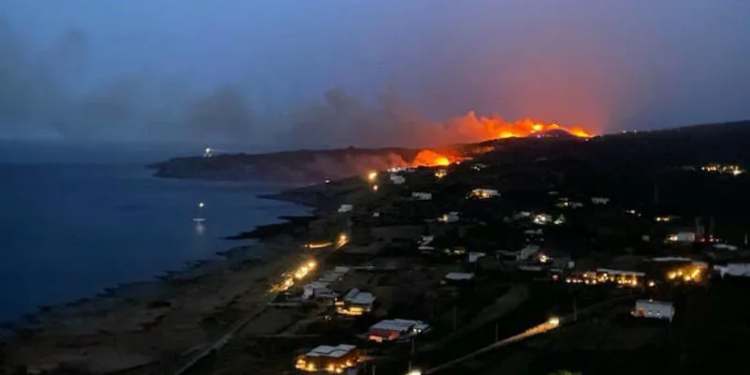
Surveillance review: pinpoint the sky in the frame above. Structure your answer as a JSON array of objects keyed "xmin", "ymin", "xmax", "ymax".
[{"xmin": 1, "ymin": 1, "xmax": 750, "ymax": 149}]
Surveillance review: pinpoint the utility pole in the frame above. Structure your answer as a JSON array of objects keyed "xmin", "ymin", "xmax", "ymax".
[
  {"xmin": 573, "ymin": 296, "xmax": 578, "ymax": 322},
  {"xmin": 495, "ymin": 322, "xmax": 499, "ymax": 342},
  {"xmin": 411, "ymin": 337, "xmax": 416, "ymax": 355}
]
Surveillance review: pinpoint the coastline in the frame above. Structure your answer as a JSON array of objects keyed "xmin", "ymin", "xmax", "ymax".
[{"xmin": 0, "ymin": 182, "xmax": 327, "ymax": 374}]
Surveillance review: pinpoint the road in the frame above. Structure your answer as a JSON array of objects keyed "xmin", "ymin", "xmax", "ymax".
[
  {"xmin": 423, "ymin": 319, "xmax": 559, "ymax": 374},
  {"xmin": 421, "ymin": 294, "xmax": 635, "ymax": 374}
]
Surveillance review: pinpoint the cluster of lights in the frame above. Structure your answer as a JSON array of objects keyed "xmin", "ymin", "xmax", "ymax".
[
  {"xmin": 655, "ymin": 216, "xmax": 675, "ymax": 222},
  {"xmin": 469, "ymin": 188, "xmax": 499, "ymax": 199},
  {"xmin": 565, "ymin": 271, "xmax": 642, "ymax": 287},
  {"xmin": 295, "ymin": 358, "xmax": 357, "ymax": 374},
  {"xmin": 271, "ymin": 260, "xmax": 318, "ymax": 292},
  {"xmin": 625, "ymin": 209, "xmax": 641, "ymax": 217},
  {"xmin": 701, "ymin": 163, "xmax": 745, "ymax": 176},
  {"xmin": 434, "ymin": 169, "xmax": 448, "ymax": 179},
  {"xmin": 336, "ymin": 305, "xmax": 367, "ymax": 316},
  {"xmin": 666, "ymin": 265, "xmax": 705, "ymax": 283},
  {"xmin": 532, "ymin": 213, "xmax": 565, "ymax": 226}
]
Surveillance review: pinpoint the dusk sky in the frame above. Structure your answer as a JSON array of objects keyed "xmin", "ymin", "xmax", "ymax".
[{"xmin": 2, "ymin": 1, "xmax": 750, "ymax": 148}]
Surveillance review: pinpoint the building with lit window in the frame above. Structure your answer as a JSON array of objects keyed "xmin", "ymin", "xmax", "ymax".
[{"xmin": 295, "ymin": 344, "xmax": 359, "ymax": 373}]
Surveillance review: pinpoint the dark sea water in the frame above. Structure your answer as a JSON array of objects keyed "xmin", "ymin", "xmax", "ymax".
[{"xmin": 0, "ymin": 142, "xmax": 307, "ymax": 322}]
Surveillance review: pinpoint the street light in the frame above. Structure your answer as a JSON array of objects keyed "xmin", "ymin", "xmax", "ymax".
[
  {"xmin": 547, "ymin": 316, "xmax": 560, "ymax": 327},
  {"xmin": 406, "ymin": 370, "xmax": 422, "ymax": 375}
]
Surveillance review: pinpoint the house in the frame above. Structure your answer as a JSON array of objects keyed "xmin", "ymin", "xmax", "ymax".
[
  {"xmin": 597, "ymin": 268, "xmax": 645, "ymax": 286},
  {"xmin": 533, "ymin": 213, "xmax": 553, "ymax": 225},
  {"xmin": 713, "ymin": 243, "xmax": 738, "ymax": 251},
  {"xmin": 591, "ymin": 197, "xmax": 610, "ymax": 205},
  {"xmin": 469, "ymin": 188, "xmax": 500, "ymax": 199},
  {"xmin": 497, "ymin": 244, "xmax": 540, "ymax": 262},
  {"xmin": 303, "ymin": 281, "xmax": 335, "ymax": 300},
  {"xmin": 367, "ymin": 319, "xmax": 430, "ymax": 343},
  {"xmin": 631, "ymin": 300, "xmax": 675, "ymax": 322},
  {"xmin": 336, "ymin": 289, "xmax": 376, "ymax": 316},
  {"xmin": 715, "ymin": 263, "xmax": 750, "ymax": 278},
  {"xmin": 442, "ymin": 247, "xmax": 467, "ymax": 256},
  {"xmin": 518, "ymin": 244, "xmax": 541, "ymax": 260},
  {"xmin": 295, "ymin": 344, "xmax": 360, "ymax": 373},
  {"xmin": 524, "ymin": 228, "xmax": 543, "ymax": 236},
  {"xmin": 437, "ymin": 211, "xmax": 459, "ymax": 223},
  {"xmin": 337, "ymin": 204, "xmax": 353, "ymax": 213},
  {"xmin": 468, "ymin": 252, "xmax": 486, "ymax": 263},
  {"xmin": 317, "ymin": 267, "xmax": 350, "ymax": 284},
  {"xmin": 471, "ymin": 163, "xmax": 488, "ymax": 171},
  {"xmin": 556, "ymin": 198, "xmax": 584, "ymax": 209},
  {"xmin": 390, "ymin": 174, "xmax": 406, "ymax": 185},
  {"xmin": 444, "ymin": 272, "xmax": 475, "ymax": 283},
  {"xmin": 418, "ymin": 235, "xmax": 435, "ymax": 252},
  {"xmin": 665, "ymin": 231, "xmax": 696, "ymax": 243},
  {"xmin": 412, "ymin": 192, "xmax": 432, "ymax": 201}
]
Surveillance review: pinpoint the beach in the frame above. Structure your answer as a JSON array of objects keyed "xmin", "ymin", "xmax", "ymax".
[{"xmin": 2, "ymin": 195, "xmax": 322, "ymax": 374}]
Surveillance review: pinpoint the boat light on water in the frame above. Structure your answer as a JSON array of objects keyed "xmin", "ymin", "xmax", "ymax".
[{"xmin": 193, "ymin": 201, "xmax": 206, "ymax": 222}]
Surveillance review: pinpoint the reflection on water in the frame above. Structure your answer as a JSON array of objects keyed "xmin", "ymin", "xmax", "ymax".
[{"xmin": 194, "ymin": 222, "xmax": 206, "ymax": 235}]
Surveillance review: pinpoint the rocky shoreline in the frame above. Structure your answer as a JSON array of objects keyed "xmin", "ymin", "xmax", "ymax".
[{"xmin": 0, "ymin": 183, "xmax": 330, "ymax": 374}]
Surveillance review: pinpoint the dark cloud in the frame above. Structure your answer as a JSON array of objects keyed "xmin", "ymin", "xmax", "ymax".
[{"xmin": 0, "ymin": 18, "xmax": 257, "ymax": 143}]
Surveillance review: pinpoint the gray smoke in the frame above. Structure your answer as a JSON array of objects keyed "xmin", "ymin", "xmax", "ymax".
[{"xmin": 0, "ymin": 18, "xmax": 257, "ymax": 143}]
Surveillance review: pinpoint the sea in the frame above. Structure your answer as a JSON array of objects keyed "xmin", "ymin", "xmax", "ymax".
[{"xmin": 0, "ymin": 141, "xmax": 309, "ymax": 322}]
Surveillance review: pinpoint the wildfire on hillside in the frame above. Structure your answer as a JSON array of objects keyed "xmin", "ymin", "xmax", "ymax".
[
  {"xmin": 411, "ymin": 149, "xmax": 462, "ymax": 167},
  {"xmin": 442, "ymin": 112, "xmax": 592, "ymax": 141},
  {"xmin": 408, "ymin": 114, "xmax": 593, "ymax": 167}
]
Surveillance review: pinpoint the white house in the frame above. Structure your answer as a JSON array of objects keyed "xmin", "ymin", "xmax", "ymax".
[
  {"xmin": 437, "ymin": 211, "xmax": 460, "ymax": 223},
  {"xmin": 518, "ymin": 244, "xmax": 541, "ymax": 260},
  {"xmin": 533, "ymin": 213, "xmax": 553, "ymax": 225},
  {"xmin": 317, "ymin": 267, "xmax": 350, "ymax": 284},
  {"xmin": 591, "ymin": 197, "xmax": 610, "ymax": 205},
  {"xmin": 713, "ymin": 243, "xmax": 738, "ymax": 251},
  {"xmin": 412, "ymin": 192, "xmax": 432, "ymax": 201},
  {"xmin": 469, "ymin": 188, "xmax": 500, "ymax": 199},
  {"xmin": 367, "ymin": 319, "xmax": 430, "ymax": 343},
  {"xmin": 295, "ymin": 344, "xmax": 359, "ymax": 374},
  {"xmin": 444, "ymin": 272, "xmax": 475, "ymax": 282},
  {"xmin": 418, "ymin": 235, "xmax": 435, "ymax": 251},
  {"xmin": 715, "ymin": 263, "xmax": 750, "ymax": 278},
  {"xmin": 468, "ymin": 252, "xmax": 486, "ymax": 263},
  {"xmin": 666, "ymin": 231, "xmax": 696, "ymax": 243},
  {"xmin": 302, "ymin": 281, "xmax": 335, "ymax": 300},
  {"xmin": 390, "ymin": 174, "xmax": 406, "ymax": 185},
  {"xmin": 631, "ymin": 299, "xmax": 675, "ymax": 322},
  {"xmin": 337, "ymin": 204, "xmax": 353, "ymax": 213},
  {"xmin": 336, "ymin": 288, "xmax": 376, "ymax": 316}
]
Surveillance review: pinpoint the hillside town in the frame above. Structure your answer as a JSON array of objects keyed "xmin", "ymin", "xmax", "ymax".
[{"xmin": 5, "ymin": 127, "xmax": 750, "ymax": 375}]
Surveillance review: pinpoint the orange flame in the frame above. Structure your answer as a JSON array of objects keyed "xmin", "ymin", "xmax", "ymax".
[
  {"xmin": 411, "ymin": 149, "xmax": 460, "ymax": 167},
  {"xmin": 407, "ymin": 112, "xmax": 593, "ymax": 168},
  {"xmin": 441, "ymin": 111, "xmax": 592, "ymax": 142}
]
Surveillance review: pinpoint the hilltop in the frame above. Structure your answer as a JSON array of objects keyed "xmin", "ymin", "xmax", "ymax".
[{"xmin": 150, "ymin": 120, "xmax": 750, "ymax": 183}]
